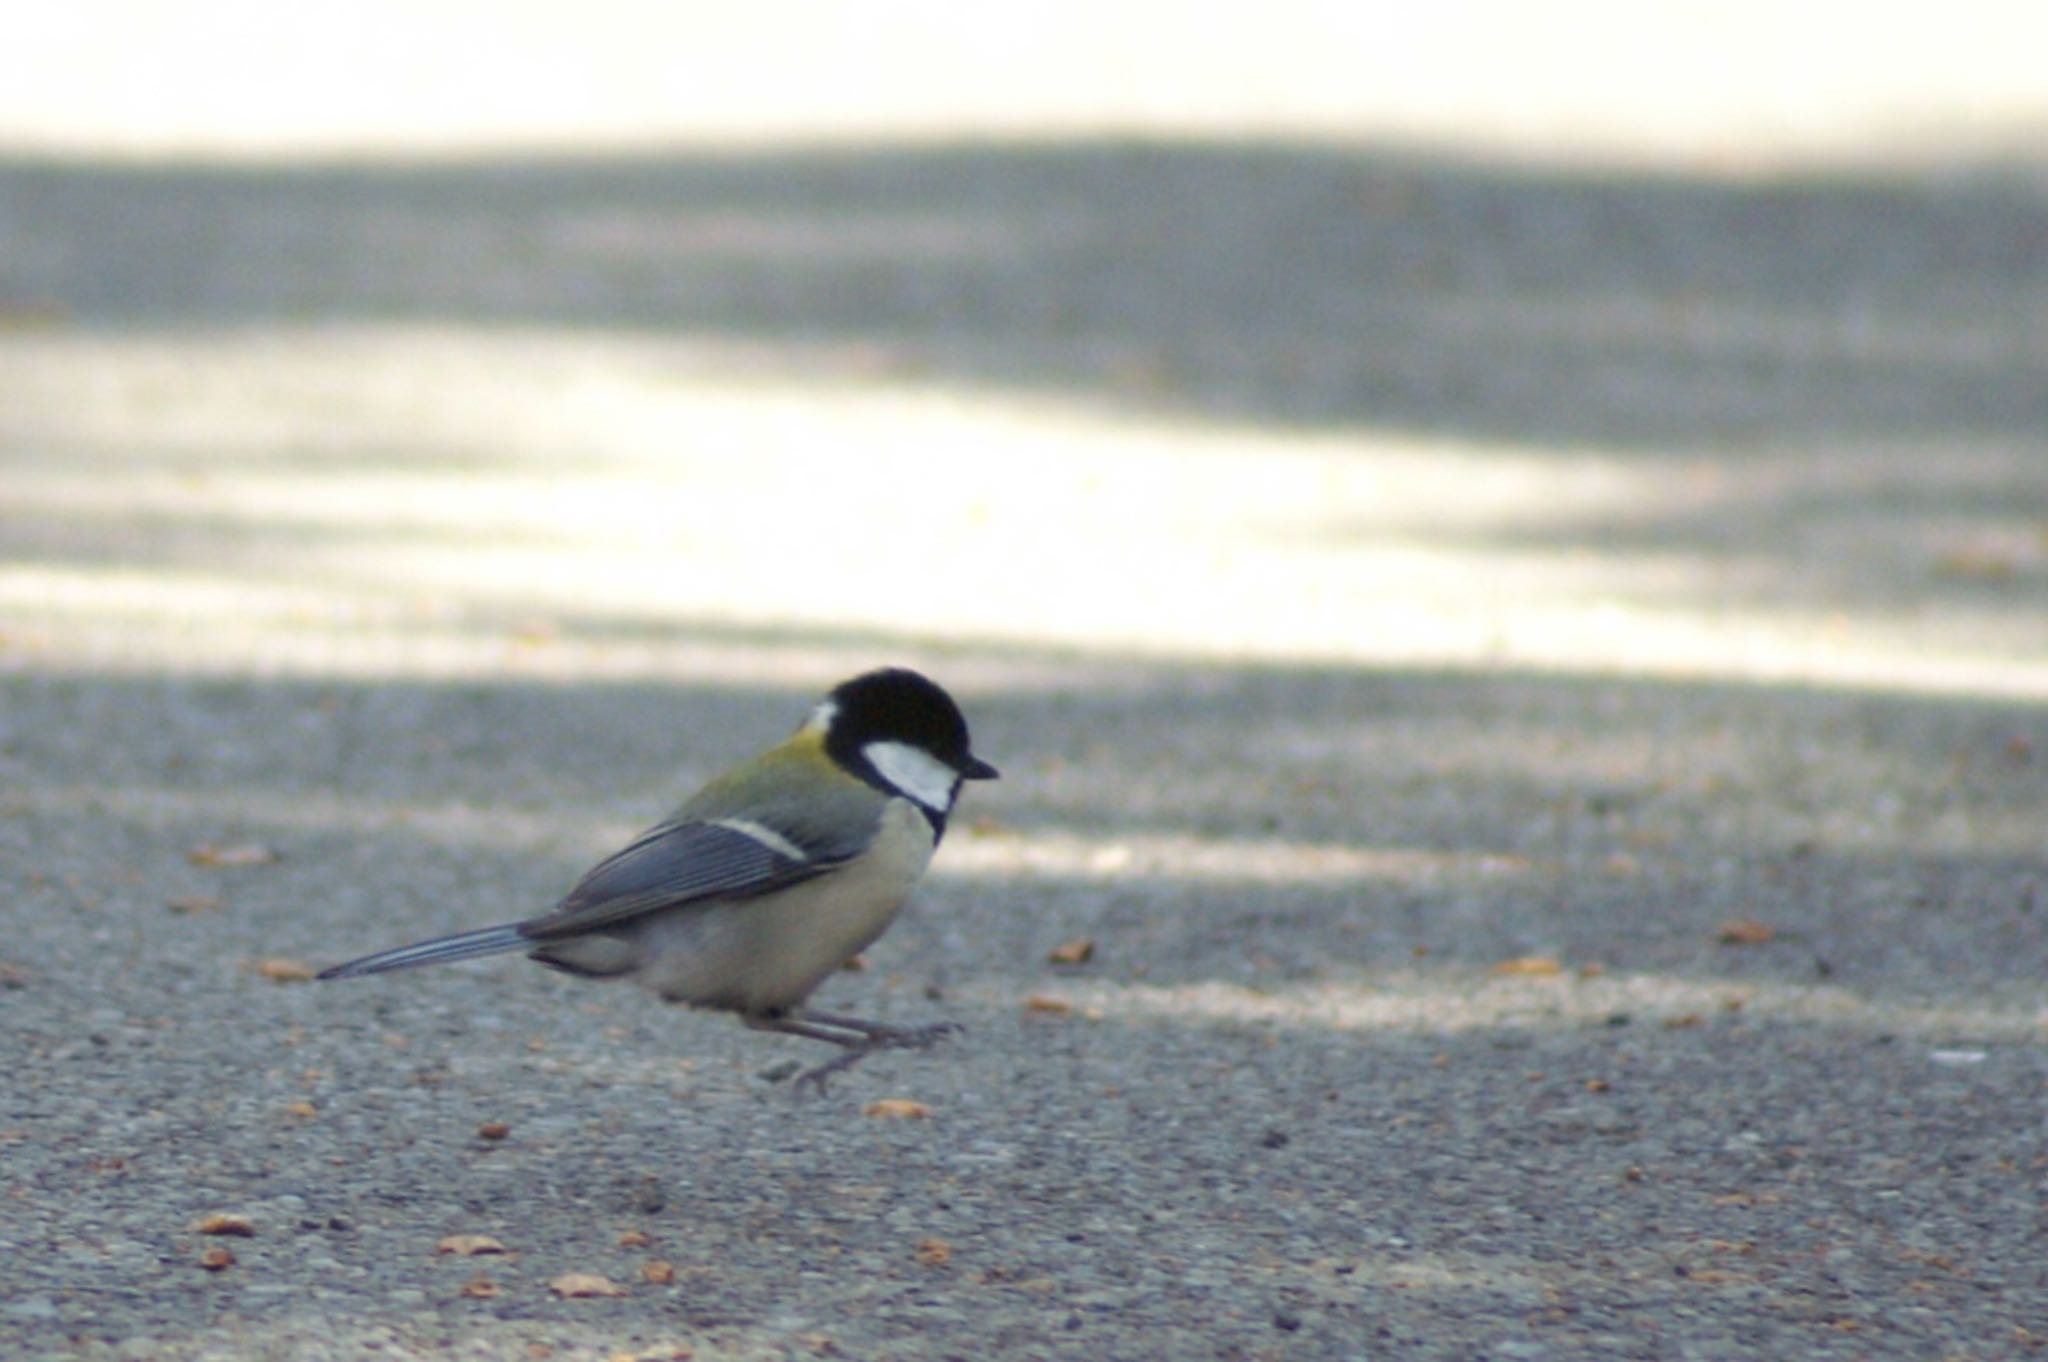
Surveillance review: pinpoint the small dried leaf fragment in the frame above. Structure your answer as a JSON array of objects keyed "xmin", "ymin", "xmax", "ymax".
[
  {"xmin": 192, "ymin": 1213, "xmax": 256, "ymax": 1237},
  {"xmin": 251, "ymin": 958, "xmax": 317, "ymax": 983},
  {"xmin": 436, "ymin": 1234, "xmax": 509, "ymax": 1257},
  {"xmin": 1717, "ymin": 919, "xmax": 1776, "ymax": 946},
  {"xmin": 549, "ymin": 1272, "xmax": 628, "ymax": 1298},
  {"xmin": 1023, "ymin": 995, "xmax": 1072, "ymax": 1015},
  {"xmin": 189, "ymin": 843, "xmax": 279, "ymax": 868},
  {"xmin": 914, "ymin": 1238, "xmax": 952, "ymax": 1266},
  {"xmin": 863, "ymin": 1098, "xmax": 932, "ymax": 1120},
  {"xmin": 459, "ymin": 1275, "xmax": 501, "ymax": 1298},
  {"xmin": 1491, "ymin": 956, "xmax": 1564, "ymax": 977},
  {"xmin": 641, "ymin": 1259, "xmax": 676, "ymax": 1284},
  {"xmin": 1047, "ymin": 937, "xmax": 1095, "ymax": 965},
  {"xmin": 1934, "ymin": 545, "xmax": 2018, "ymax": 581},
  {"xmin": 199, "ymin": 1246, "xmax": 236, "ymax": 1270}
]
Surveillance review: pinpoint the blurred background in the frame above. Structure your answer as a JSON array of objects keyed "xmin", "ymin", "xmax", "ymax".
[{"xmin": 2, "ymin": 0, "xmax": 2044, "ymax": 698}]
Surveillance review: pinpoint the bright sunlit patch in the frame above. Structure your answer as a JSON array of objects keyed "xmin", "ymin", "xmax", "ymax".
[
  {"xmin": 3, "ymin": 3, "xmax": 2045, "ymax": 167},
  {"xmin": 1003, "ymin": 973, "xmax": 2048, "ymax": 1041},
  {"xmin": 1, "ymin": 326, "xmax": 2043, "ymax": 701},
  {"xmin": 937, "ymin": 830, "xmax": 1535, "ymax": 887}
]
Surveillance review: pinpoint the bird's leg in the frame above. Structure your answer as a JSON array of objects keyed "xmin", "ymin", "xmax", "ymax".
[
  {"xmin": 799, "ymin": 1009, "xmax": 962, "ymax": 1050},
  {"xmin": 745, "ymin": 1009, "xmax": 961, "ymax": 1093}
]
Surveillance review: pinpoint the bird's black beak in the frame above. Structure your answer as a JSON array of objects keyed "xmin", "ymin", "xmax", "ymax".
[{"xmin": 961, "ymin": 755, "xmax": 1000, "ymax": 781}]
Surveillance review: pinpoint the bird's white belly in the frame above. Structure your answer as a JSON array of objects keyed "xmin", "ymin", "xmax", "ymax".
[{"xmin": 628, "ymin": 800, "xmax": 936, "ymax": 1015}]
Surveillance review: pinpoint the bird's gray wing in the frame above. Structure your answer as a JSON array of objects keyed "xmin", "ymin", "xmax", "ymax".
[{"xmin": 520, "ymin": 815, "xmax": 861, "ymax": 940}]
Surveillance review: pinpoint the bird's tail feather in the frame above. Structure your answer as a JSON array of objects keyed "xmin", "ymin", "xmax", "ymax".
[{"xmin": 317, "ymin": 923, "xmax": 529, "ymax": 980}]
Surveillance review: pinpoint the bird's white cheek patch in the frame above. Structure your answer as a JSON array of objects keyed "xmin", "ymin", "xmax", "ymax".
[{"xmin": 863, "ymin": 741, "xmax": 960, "ymax": 812}]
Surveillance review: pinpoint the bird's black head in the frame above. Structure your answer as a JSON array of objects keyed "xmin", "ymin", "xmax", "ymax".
[{"xmin": 817, "ymin": 668, "xmax": 998, "ymax": 828}]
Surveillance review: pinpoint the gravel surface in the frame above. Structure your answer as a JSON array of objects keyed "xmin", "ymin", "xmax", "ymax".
[
  {"xmin": 3, "ymin": 115, "xmax": 2046, "ymax": 1361},
  {"xmin": 3, "ymin": 664, "xmax": 2045, "ymax": 1360}
]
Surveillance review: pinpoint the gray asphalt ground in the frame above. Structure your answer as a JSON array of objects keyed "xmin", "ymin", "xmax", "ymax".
[{"xmin": 4, "ymin": 105, "xmax": 2048, "ymax": 1362}]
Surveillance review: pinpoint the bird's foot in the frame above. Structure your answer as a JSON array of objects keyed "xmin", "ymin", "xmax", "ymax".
[
  {"xmin": 863, "ymin": 1020, "xmax": 964, "ymax": 1051},
  {"xmin": 790, "ymin": 1019, "xmax": 962, "ymax": 1095}
]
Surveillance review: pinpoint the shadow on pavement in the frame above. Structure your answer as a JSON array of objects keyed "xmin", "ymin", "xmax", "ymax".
[
  {"xmin": 2, "ymin": 138, "xmax": 2044, "ymax": 451},
  {"xmin": 3, "ymin": 653, "xmax": 2039, "ymax": 1013},
  {"xmin": 1, "ymin": 652, "xmax": 2043, "ymax": 1358}
]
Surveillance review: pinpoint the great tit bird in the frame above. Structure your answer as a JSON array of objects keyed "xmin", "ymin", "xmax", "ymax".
[{"xmin": 319, "ymin": 667, "xmax": 998, "ymax": 1090}]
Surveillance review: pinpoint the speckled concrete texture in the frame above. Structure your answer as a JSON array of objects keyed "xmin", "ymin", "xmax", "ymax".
[{"xmin": 3, "ymin": 12, "xmax": 2047, "ymax": 1358}]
